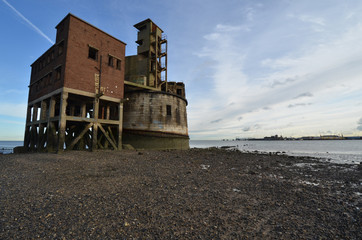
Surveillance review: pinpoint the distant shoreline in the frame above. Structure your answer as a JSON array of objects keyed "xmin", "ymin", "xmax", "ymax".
[{"xmin": 245, "ymin": 138, "xmax": 362, "ymax": 141}]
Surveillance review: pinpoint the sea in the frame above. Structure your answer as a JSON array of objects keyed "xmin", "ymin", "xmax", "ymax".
[
  {"xmin": 190, "ymin": 140, "xmax": 362, "ymax": 165},
  {"xmin": 1, "ymin": 140, "xmax": 361, "ymax": 165},
  {"xmin": 0, "ymin": 141, "xmax": 23, "ymax": 154}
]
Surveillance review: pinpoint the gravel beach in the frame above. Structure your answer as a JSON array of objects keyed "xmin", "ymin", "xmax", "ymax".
[{"xmin": 1, "ymin": 148, "xmax": 361, "ymax": 239}]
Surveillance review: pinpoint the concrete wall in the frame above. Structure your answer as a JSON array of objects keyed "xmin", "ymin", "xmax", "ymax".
[
  {"xmin": 123, "ymin": 91, "xmax": 188, "ymax": 136},
  {"xmin": 123, "ymin": 130, "xmax": 189, "ymax": 150},
  {"xmin": 167, "ymin": 82, "xmax": 186, "ymax": 98},
  {"xmin": 125, "ymin": 55, "xmax": 148, "ymax": 84}
]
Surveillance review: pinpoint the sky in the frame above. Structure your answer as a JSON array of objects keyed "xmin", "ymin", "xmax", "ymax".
[{"xmin": 1, "ymin": 0, "xmax": 362, "ymax": 140}]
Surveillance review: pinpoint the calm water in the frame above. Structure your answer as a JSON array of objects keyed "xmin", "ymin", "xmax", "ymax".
[
  {"xmin": 190, "ymin": 140, "xmax": 362, "ymax": 164},
  {"xmin": 0, "ymin": 141, "xmax": 23, "ymax": 154}
]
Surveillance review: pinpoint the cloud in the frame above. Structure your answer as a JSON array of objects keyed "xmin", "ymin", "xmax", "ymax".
[
  {"xmin": 2, "ymin": 0, "xmax": 54, "ymax": 44},
  {"xmin": 242, "ymin": 127, "xmax": 250, "ymax": 132},
  {"xmin": 357, "ymin": 118, "xmax": 362, "ymax": 131},
  {"xmin": 186, "ymin": 1, "xmax": 362, "ymax": 139},
  {"xmin": 215, "ymin": 24, "xmax": 250, "ymax": 32},
  {"xmin": 269, "ymin": 77, "xmax": 296, "ymax": 88},
  {"xmin": 288, "ymin": 103, "xmax": 312, "ymax": 108},
  {"xmin": 210, "ymin": 119, "xmax": 222, "ymax": 124},
  {"xmin": 287, "ymin": 13, "xmax": 326, "ymax": 32},
  {"xmin": 294, "ymin": 92, "xmax": 313, "ymax": 99},
  {"xmin": 358, "ymin": 118, "xmax": 362, "ymax": 125},
  {"xmin": 292, "ymin": 14, "xmax": 325, "ymax": 26}
]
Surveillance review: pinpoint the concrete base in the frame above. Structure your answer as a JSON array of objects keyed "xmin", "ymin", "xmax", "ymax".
[{"xmin": 122, "ymin": 130, "xmax": 189, "ymax": 150}]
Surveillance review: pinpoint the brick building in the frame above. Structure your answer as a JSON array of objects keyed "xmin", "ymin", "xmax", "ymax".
[{"xmin": 24, "ymin": 14, "xmax": 188, "ymax": 152}]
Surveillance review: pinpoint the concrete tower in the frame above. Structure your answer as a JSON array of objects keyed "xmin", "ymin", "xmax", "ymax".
[{"xmin": 125, "ymin": 19, "xmax": 167, "ymax": 90}]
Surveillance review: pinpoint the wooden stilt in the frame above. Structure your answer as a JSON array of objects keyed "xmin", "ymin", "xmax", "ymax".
[
  {"xmin": 81, "ymin": 103, "xmax": 86, "ymax": 118},
  {"xmin": 47, "ymin": 96, "xmax": 57, "ymax": 152},
  {"xmin": 92, "ymin": 98, "xmax": 99, "ymax": 151},
  {"xmin": 118, "ymin": 102, "xmax": 123, "ymax": 150},
  {"xmin": 58, "ymin": 91, "xmax": 68, "ymax": 152},
  {"xmin": 98, "ymin": 124, "xmax": 117, "ymax": 149}
]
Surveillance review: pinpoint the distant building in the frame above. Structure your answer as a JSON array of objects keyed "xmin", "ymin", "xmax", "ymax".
[{"xmin": 24, "ymin": 14, "xmax": 188, "ymax": 152}]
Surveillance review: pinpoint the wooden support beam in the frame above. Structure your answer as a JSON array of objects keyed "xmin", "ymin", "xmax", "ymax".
[
  {"xmin": 40, "ymin": 100, "xmax": 48, "ymax": 121},
  {"xmin": 97, "ymin": 134, "xmax": 104, "ymax": 149},
  {"xmin": 92, "ymin": 98, "xmax": 99, "ymax": 151},
  {"xmin": 108, "ymin": 126, "xmax": 117, "ymax": 145},
  {"xmin": 30, "ymin": 125, "xmax": 37, "ymax": 151},
  {"xmin": 49, "ymin": 96, "xmax": 56, "ymax": 118},
  {"xmin": 46, "ymin": 121, "xmax": 56, "ymax": 152},
  {"xmin": 81, "ymin": 103, "xmax": 86, "ymax": 118},
  {"xmin": 40, "ymin": 128, "xmax": 48, "ymax": 150},
  {"xmin": 26, "ymin": 106, "xmax": 32, "ymax": 123},
  {"xmin": 106, "ymin": 105, "xmax": 110, "ymax": 120},
  {"xmin": 58, "ymin": 91, "xmax": 68, "ymax": 152},
  {"xmin": 68, "ymin": 123, "xmax": 93, "ymax": 150},
  {"xmin": 24, "ymin": 126, "xmax": 31, "ymax": 149},
  {"xmin": 37, "ymin": 123, "xmax": 44, "ymax": 151},
  {"xmin": 32, "ymin": 104, "xmax": 38, "ymax": 122},
  {"xmin": 98, "ymin": 124, "xmax": 117, "ymax": 150},
  {"xmin": 118, "ymin": 102, "xmax": 123, "ymax": 150},
  {"xmin": 85, "ymin": 130, "xmax": 92, "ymax": 149}
]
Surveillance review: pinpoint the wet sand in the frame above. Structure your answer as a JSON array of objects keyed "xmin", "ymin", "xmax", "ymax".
[{"xmin": 0, "ymin": 148, "xmax": 361, "ymax": 239}]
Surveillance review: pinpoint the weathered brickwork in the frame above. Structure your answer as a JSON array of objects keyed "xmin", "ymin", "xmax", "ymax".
[
  {"xmin": 28, "ymin": 14, "xmax": 126, "ymax": 103},
  {"xmin": 29, "ymin": 37, "xmax": 66, "ymax": 102},
  {"xmin": 63, "ymin": 16, "xmax": 125, "ymax": 99}
]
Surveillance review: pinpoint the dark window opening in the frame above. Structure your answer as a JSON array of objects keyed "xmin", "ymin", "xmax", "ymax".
[
  {"xmin": 47, "ymin": 73, "xmax": 52, "ymax": 85},
  {"xmin": 116, "ymin": 59, "xmax": 121, "ymax": 70},
  {"xmin": 55, "ymin": 67, "xmax": 61, "ymax": 81},
  {"xmin": 166, "ymin": 105, "xmax": 171, "ymax": 116},
  {"xmin": 108, "ymin": 56, "xmax": 114, "ymax": 67},
  {"xmin": 177, "ymin": 89, "xmax": 182, "ymax": 96},
  {"xmin": 88, "ymin": 46, "xmax": 98, "ymax": 60},
  {"xmin": 58, "ymin": 41, "xmax": 64, "ymax": 56},
  {"xmin": 136, "ymin": 39, "xmax": 143, "ymax": 46}
]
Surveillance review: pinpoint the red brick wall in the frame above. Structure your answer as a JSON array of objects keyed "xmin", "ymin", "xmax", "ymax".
[
  {"xmin": 64, "ymin": 15, "xmax": 125, "ymax": 99},
  {"xmin": 28, "ymin": 14, "xmax": 125, "ymax": 102},
  {"xmin": 28, "ymin": 24, "xmax": 68, "ymax": 103}
]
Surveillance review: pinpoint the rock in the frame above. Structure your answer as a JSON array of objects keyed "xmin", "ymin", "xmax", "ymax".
[{"xmin": 13, "ymin": 146, "xmax": 26, "ymax": 154}]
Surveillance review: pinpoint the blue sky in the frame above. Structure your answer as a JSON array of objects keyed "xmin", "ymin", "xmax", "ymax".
[{"xmin": 1, "ymin": 0, "xmax": 362, "ymax": 140}]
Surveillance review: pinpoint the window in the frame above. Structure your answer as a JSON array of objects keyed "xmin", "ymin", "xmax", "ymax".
[
  {"xmin": 116, "ymin": 59, "xmax": 121, "ymax": 70},
  {"xmin": 88, "ymin": 46, "xmax": 98, "ymax": 60},
  {"xmin": 58, "ymin": 41, "xmax": 64, "ymax": 56},
  {"xmin": 55, "ymin": 66, "xmax": 61, "ymax": 81},
  {"xmin": 108, "ymin": 55, "xmax": 114, "ymax": 67},
  {"xmin": 166, "ymin": 105, "xmax": 171, "ymax": 116},
  {"xmin": 177, "ymin": 89, "xmax": 182, "ymax": 96},
  {"xmin": 47, "ymin": 73, "xmax": 52, "ymax": 86}
]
